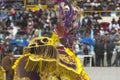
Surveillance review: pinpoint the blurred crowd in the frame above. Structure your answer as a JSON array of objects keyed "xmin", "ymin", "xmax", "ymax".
[
  {"xmin": 77, "ymin": 0, "xmax": 120, "ymax": 16},
  {"xmin": 78, "ymin": 0, "xmax": 120, "ymax": 11},
  {"xmin": 0, "ymin": 0, "xmax": 120, "ymax": 68},
  {"xmin": 0, "ymin": 7, "xmax": 57, "ymax": 63},
  {"xmin": 74, "ymin": 16, "xmax": 120, "ymax": 67}
]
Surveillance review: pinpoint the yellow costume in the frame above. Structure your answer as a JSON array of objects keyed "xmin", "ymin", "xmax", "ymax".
[
  {"xmin": 0, "ymin": 66, "xmax": 5, "ymax": 80},
  {"xmin": 12, "ymin": 33, "xmax": 90, "ymax": 80}
]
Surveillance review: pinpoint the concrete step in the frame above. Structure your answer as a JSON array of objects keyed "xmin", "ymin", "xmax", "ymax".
[{"xmin": 84, "ymin": 67, "xmax": 120, "ymax": 80}]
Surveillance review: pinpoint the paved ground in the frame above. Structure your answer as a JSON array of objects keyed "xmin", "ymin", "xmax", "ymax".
[
  {"xmin": 82, "ymin": 54, "xmax": 120, "ymax": 80},
  {"xmin": 84, "ymin": 67, "xmax": 120, "ymax": 80}
]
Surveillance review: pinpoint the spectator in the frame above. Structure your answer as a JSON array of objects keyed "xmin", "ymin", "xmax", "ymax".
[
  {"xmin": 117, "ymin": 17, "xmax": 120, "ymax": 26},
  {"xmin": 112, "ymin": 41, "xmax": 120, "ymax": 66},
  {"xmin": 99, "ymin": 27, "xmax": 105, "ymax": 37},
  {"xmin": 44, "ymin": 19, "xmax": 51, "ymax": 33},
  {"xmin": 2, "ymin": 51, "xmax": 16, "ymax": 80},
  {"xmin": 94, "ymin": 39, "xmax": 105, "ymax": 67},
  {"xmin": 81, "ymin": 18, "xmax": 87, "ymax": 27},
  {"xmin": 111, "ymin": 18, "xmax": 116, "ymax": 24},
  {"xmin": 72, "ymin": 38, "xmax": 81, "ymax": 55},
  {"xmin": 106, "ymin": 40, "xmax": 115, "ymax": 66},
  {"xmin": 83, "ymin": 45, "xmax": 90, "ymax": 66}
]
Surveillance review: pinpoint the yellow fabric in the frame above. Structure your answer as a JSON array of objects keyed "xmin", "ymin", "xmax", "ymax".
[
  {"xmin": 12, "ymin": 36, "xmax": 90, "ymax": 80},
  {"xmin": 14, "ymin": 75, "xmax": 30, "ymax": 80},
  {"xmin": 12, "ymin": 53, "xmax": 32, "ymax": 75},
  {"xmin": 28, "ymin": 33, "xmax": 60, "ymax": 47},
  {"xmin": 65, "ymin": 48, "xmax": 83, "ymax": 74},
  {"xmin": 56, "ymin": 48, "xmax": 89, "ymax": 80},
  {"xmin": 23, "ymin": 45, "xmax": 58, "ymax": 58},
  {"xmin": 51, "ymin": 32, "xmax": 60, "ymax": 46},
  {"xmin": 28, "ymin": 37, "xmax": 52, "ymax": 47},
  {"xmin": 0, "ymin": 66, "xmax": 5, "ymax": 80},
  {"xmin": 25, "ymin": 54, "xmax": 57, "ymax": 74}
]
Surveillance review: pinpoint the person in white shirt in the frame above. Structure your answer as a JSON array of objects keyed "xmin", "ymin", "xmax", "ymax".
[
  {"xmin": 99, "ymin": 28, "xmax": 105, "ymax": 37},
  {"xmin": 112, "ymin": 41, "xmax": 120, "ymax": 66},
  {"xmin": 72, "ymin": 39, "xmax": 81, "ymax": 55}
]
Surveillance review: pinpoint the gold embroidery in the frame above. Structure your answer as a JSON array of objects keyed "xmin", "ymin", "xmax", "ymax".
[{"xmin": 59, "ymin": 54, "xmax": 76, "ymax": 65}]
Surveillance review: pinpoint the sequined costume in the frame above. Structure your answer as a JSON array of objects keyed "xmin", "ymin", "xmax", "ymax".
[{"xmin": 12, "ymin": 34, "xmax": 90, "ymax": 80}]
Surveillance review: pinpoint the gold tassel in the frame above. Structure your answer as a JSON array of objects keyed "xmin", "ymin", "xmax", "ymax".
[
  {"xmin": 23, "ymin": 45, "xmax": 58, "ymax": 59},
  {"xmin": 25, "ymin": 54, "xmax": 57, "ymax": 74},
  {"xmin": 65, "ymin": 48, "xmax": 83, "ymax": 73},
  {"xmin": 41, "ymin": 59, "xmax": 57, "ymax": 74},
  {"xmin": 80, "ymin": 69, "xmax": 90, "ymax": 80},
  {"xmin": 12, "ymin": 53, "xmax": 31, "ymax": 75},
  {"xmin": 64, "ymin": 48, "xmax": 90, "ymax": 80},
  {"xmin": 56, "ymin": 63, "xmax": 81, "ymax": 80},
  {"xmin": 25, "ymin": 55, "xmax": 41, "ymax": 72}
]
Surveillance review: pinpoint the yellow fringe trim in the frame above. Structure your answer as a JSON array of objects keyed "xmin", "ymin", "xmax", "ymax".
[
  {"xmin": 65, "ymin": 48, "xmax": 83, "ymax": 73},
  {"xmin": 25, "ymin": 54, "xmax": 57, "ymax": 74},
  {"xmin": 27, "ymin": 33, "xmax": 60, "ymax": 47},
  {"xmin": 12, "ymin": 35, "xmax": 90, "ymax": 80},
  {"xmin": 65, "ymin": 48, "xmax": 90, "ymax": 80},
  {"xmin": 23, "ymin": 45, "xmax": 58, "ymax": 59},
  {"xmin": 28, "ymin": 37, "xmax": 52, "ymax": 47},
  {"xmin": 0, "ymin": 66, "xmax": 5, "ymax": 80},
  {"xmin": 12, "ymin": 53, "xmax": 32, "ymax": 75},
  {"xmin": 12, "ymin": 53, "xmax": 90, "ymax": 80},
  {"xmin": 56, "ymin": 62, "xmax": 90, "ymax": 80},
  {"xmin": 51, "ymin": 32, "xmax": 60, "ymax": 46},
  {"xmin": 56, "ymin": 62, "xmax": 81, "ymax": 80}
]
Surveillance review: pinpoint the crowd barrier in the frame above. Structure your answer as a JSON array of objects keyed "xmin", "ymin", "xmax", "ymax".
[{"xmin": 77, "ymin": 54, "xmax": 93, "ymax": 67}]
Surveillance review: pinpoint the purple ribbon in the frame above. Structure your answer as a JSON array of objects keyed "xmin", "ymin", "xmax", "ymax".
[
  {"xmin": 56, "ymin": 0, "xmax": 78, "ymax": 47},
  {"xmin": 58, "ymin": 0, "xmax": 75, "ymax": 29},
  {"xmin": 0, "ymin": 0, "xmax": 4, "ymax": 7}
]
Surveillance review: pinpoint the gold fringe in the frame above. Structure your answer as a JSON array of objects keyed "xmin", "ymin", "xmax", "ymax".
[
  {"xmin": 41, "ymin": 59, "xmax": 57, "ymax": 74},
  {"xmin": 12, "ymin": 36, "xmax": 90, "ymax": 80},
  {"xmin": 56, "ymin": 63, "xmax": 81, "ymax": 80},
  {"xmin": 55, "ymin": 63, "xmax": 90, "ymax": 80},
  {"xmin": 65, "ymin": 48, "xmax": 83, "ymax": 73},
  {"xmin": 28, "ymin": 37, "xmax": 52, "ymax": 47},
  {"xmin": 25, "ymin": 54, "xmax": 57, "ymax": 74},
  {"xmin": 23, "ymin": 45, "xmax": 58, "ymax": 59},
  {"xmin": 12, "ymin": 53, "xmax": 32, "ymax": 75},
  {"xmin": 64, "ymin": 48, "xmax": 90, "ymax": 80},
  {"xmin": 80, "ymin": 69, "xmax": 90, "ymax": 80},
  {"xmin": 25, "ymin": 55, "xmax": 41, "ymax": 73},
  {"xmin": 0, "ymin": 66, "xmax": 5, "ymax": 80}
]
